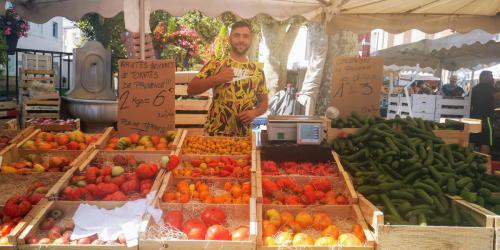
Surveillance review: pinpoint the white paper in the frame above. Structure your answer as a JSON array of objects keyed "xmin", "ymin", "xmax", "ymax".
[{"xmin": 71, "ymin": 191, "xmax": 163, "ymax": 247}]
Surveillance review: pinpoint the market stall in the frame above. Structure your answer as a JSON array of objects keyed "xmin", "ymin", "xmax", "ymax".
[{"xmin": 0, "ymin": 1, "xmax": 499, "ymax": 250}]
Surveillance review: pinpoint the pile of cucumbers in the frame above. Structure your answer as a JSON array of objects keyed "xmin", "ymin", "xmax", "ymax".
[{"xmin": 331, "ymin": 115, "xmax": 498, "ymax": 226}]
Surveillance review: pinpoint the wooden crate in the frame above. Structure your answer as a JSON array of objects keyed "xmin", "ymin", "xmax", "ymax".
[
  {"xmin": 98, "ymin": 128, "xmax": 183, "ymax": 152},
  {"xmin": 24, "ymin": 118, "xmax": 80, "ymax": 131},
  {"xmin": 179, "ymin": 130, "xmax": 254, "ymax": 157},
  {"xmin": 174, "ymin": 71, "xmax": 211, "ymax": 129},
  {"xmin": 20, "ymin": 69, "xmax": 56, "ymax": 88},
  {"xmin": 17, "ymin": 200, "xmax": 137, "ymax": 249},
  {"xmin": 0, "ymin": 101, "xmax": 18, "ymax": 122},
  {"xmin": 357, "ymin": 195, "xmax": 495, "ymax": 250},
  {"xmin": 496, "ymin": 216, "xmax": 500, "ymax": 250},
  {"xmin": 157, "ymin": 171, "xmax": 254, "ymax": 206},
  {"xmin": 47, "ymin": 149, "xmax": 168, "ymax": 200},
  {"xmin": 1, "ymin": 145, "xmax": 86, "ymax": 174},
  {"xmin": 255, "ymin": 146, "xmax": 358, "ymax": 204},
  {"xmin": 256, "ymin": 173, "xmax": 357, "ymax": 206},
  {"xmin": 0, "ymin": 126, "xmax": 37, "ymax": 156},
  {"xmin": 139, "ymin": 171, "xmax": 257, "ymax": 250},
  {"xmin": 16, "ymin": 127, "xmax": 113, "ymax": 152},
  {"xmin": 171, "ymin": 153, "xmax": 252, "ymax": 179},
  {"xmin": 22, "ymin": 54, "xmax": 52, "ymax": 71},
  {"xmin": 257, "ymin": 204, "xmax": 375, "ymax": 249}
]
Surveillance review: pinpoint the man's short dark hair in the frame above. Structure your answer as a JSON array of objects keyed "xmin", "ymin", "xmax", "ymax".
[
  {"xmin": 231, "ymin": 21, "xmax": 252, "ymax": 34},
  {"xmin": 479, "ymin": 70, "xmax": 493, "ymax": 84}
]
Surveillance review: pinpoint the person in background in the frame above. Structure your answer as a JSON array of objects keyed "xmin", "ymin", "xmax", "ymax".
[
  {"xmin": 470, "ymin": 71, "xmax": 495, "ymax": 154},
  {"xmin": 187, "ymin": 21, "xmax": 268, "ymax": 136},
  {"xmin": 441, "ymin": 75, "xmax": 465, "ymax": 97},
  {"xmin": 416, "ymin": 81, "xmax": 432, "ymax": 94}
]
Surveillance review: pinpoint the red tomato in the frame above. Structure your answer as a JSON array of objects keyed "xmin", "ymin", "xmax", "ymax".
[
  {"xmin": 4, "ymin": 196, "xmax": 31, "ymax": 218},
  {"xmin": 205, "ymin": 225, "xmax": 231, "ymax": 240},
  {"xmin": 182, "ymin": 218, "xmax": 207, "ymax": 240},
  {"xmin": 163, "ymin": 210, "xmax": 183, "ymax": 230},
  {"xmin": 201, "ymin": 207, "xmax": 226, "ymax": 226}
]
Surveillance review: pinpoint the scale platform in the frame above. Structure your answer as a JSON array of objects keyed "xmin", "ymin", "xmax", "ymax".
[{"xmin": 267, "ymin": 115, "xmax": 324, "ymax": 145}]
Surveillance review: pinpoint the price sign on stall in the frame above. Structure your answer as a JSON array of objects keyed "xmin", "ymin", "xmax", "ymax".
[
  {"xmin": 117, "ymin": 59, "xmax": 175, "ymax": 136},
  {"xmin": 331, "ymin": 57, "xmax": 384, "ymax": 118}
]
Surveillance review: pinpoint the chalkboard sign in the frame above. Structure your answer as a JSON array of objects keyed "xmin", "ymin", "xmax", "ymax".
[
  {"xmin": 117, "ymin": 59, "xmax": 175, "ymax": 136},
  {"xmin": 331, "ymin": 57, "xmax": 384, "ymax": 118}
]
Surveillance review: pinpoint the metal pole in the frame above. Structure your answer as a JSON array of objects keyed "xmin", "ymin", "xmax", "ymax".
[
  {"xmin": 59, "ymin": 53, "xmax": 62, "ymax": 91},
  {"xmin": 15, "ymin": 51, "xmax": 18, "ymax": 101},
  {"xmin": 67, "ymin": 54, "xmax": 70, "ymax": 92},
  {"xmin": 6, "ymin": 55, "xmax": 9, "ymax": 100},
  {"xmin": 139, "ymin": 0, "xmax": 145, "ymax": 60}
]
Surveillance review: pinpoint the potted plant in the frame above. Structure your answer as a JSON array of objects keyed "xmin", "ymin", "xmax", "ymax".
[{"xmin": 0, "ymin": 7, "xmax": 29, "ymax": 55}]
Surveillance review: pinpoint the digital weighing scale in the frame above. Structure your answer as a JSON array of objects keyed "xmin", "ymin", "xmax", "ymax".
[{"xmin": 267, "ymin": 116, "xmax": 324, "ymax": 145}]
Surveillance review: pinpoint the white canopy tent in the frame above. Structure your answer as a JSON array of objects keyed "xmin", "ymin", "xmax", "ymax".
[
  {"xmin": 3, "ymin": 0, "xmax": 500, "ymax": 33},
  {"xmin": 372, "ymin": 29, "xmax": 500, "ymax": 71}
]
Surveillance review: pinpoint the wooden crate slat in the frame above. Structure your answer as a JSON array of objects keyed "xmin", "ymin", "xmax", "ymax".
[
  {"xmin": 175, "ymin": 84, "xmax": 209, "ymax": 97},
  {"xmin": 175, "ymin": 99, "xmax": 211, "ymax": 111},
  {"xmin": 24, "ymin": 105, "xmax": 60, "ymax": 111},
  {"xmin": 0, "ymin": 101, "xmax": 18, "ymax": 110},
  {"xmin": 24, "ymin": 113, "xmax": 60, "ymax": 119},
  {"xmin": 175, "ymin": 113, "xmax": 207, "ymax": 125},
  {"xmin": 21, "ymin": 69, "xmax": 55, "ymax": 75},
  {"xmin": 21, "ymin": 77, "xmax": 55, "ymax": 82}
]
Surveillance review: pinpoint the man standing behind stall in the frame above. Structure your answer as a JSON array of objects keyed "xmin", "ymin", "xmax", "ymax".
[
  {"xmin": 470, "ymin": 71, "xmax": 495, "ymax": 154},
  {"xmin": 441, "ymin": 75, "xmax": 465, "ymax": 97},
  {"xmin": 187, "ymin": 21, "xmax": 268, "ymax": 136}
]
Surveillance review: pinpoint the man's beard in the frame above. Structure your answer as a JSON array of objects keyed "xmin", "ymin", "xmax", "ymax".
[{"xmin": 231, "ymin": 43, "xmax": 250, "ymax": 56}]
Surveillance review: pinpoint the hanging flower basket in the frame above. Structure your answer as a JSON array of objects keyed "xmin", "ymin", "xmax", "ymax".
[{"xmin": 1, "ymin": 7, "xmax": 29, "ymax": 55}]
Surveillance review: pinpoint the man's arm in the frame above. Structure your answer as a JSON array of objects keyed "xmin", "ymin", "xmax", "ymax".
[
  {"xmin": 187, "ymin": 76, "xmax": 220, "ymax": 96},
  {"xmin": 239, "ymin": 94, "xmax": 269, "ymax": 124},
  {"xmin": 187, "ymin": 62, "xmax": 234, "ymax": 96}
]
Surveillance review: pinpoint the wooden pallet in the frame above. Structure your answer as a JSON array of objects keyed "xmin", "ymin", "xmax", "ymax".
[
  {"xmin": 22, "ymin": 98, "xmax": 61, "ymax": 127},
  {"xmin": 22, "ymin": 54, "xmax": 52, "ymax": 71},
  {"xmin": 358, "ymin": 195, "xmax": 495, "ymax": 250},
  {"xmin": 20, "ymin": 69, "xmax": 56, "ymax": 88}
]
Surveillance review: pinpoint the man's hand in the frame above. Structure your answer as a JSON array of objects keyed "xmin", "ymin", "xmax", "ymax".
[
  {"xmin": 238, "ymin": 109, "xmax": 257, "ymax": 124},
  {"xmin": 213, "ymin": 62, "xmax": 234, "ymax": 84}
]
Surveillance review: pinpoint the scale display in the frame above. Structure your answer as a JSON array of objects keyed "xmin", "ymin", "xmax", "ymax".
[{"xmin": 297, "ymin": 123, "xmax": 322, "ymax": 145}]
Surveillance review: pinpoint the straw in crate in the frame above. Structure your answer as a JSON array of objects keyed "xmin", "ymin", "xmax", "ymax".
[
  {"xmin": 50, "ymin": 150, "xmax": 169, "ymax": 202},
  {"xmin": 259, "ymin": 204, "xmax": 374, "ymax": 249}
]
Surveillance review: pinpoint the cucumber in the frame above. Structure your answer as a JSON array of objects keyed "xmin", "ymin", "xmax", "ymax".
[
  {"xmin": 447, "ymin": 177, "xmax": 458, "ymax": 195},
  {"xmin": 357, "ymin": 185, "xmax": 379, "ymax": 195},
  {"xmin": 397, "ymin": 201, "xmax": 413, "ymax": 216},
  {"xmin": 414, "ymin": 182, "xmax": 437, "ymax": 195},
  {"xmin": 460, "ymin": 189, "xmax": 478, "ymax": 203},
  {"xmin": 389, "ymin": 190, "xmax": 417, "ymax": 201},
  {"xmin": 457, "ymin": 177, "xmax": 473, "ymax": 189},
  {"xmin": 385, "ymin": 215, "xmax": 408, "ymax": 225},
  {"xmin": 378, "ymin": 182, "xmax": 404, "ymax": 192},
  {"xmin": 432, "ymin": 195, "xmax": 447, "ymax": 215},
  {"xmin": 381, "ymin": 194, "xmax": 401, "ymax": 218},
  {"xmin": 451, "ymin": 202, "xmax": 461, "ymax": 225},
  {"xmin": 479, "ymin": 188, "xmax": 492, "ymax": 198},
  {"xmin": 385, "ymin": 137, "xmax": 400, "ymax": 153},
  {"xmin": 416, "ymin": 189, "xmax": 434, "ymax": 205},
  {"xmin": 404, "ymin": 170, "xmax": 422, "ymax": 184}
]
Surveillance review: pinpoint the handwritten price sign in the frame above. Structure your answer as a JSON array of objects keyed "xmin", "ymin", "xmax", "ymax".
[
  {"xmin": 331, "ymin": 57, "xmax": 384, "ymax": 118},
  {"xmin": 118, "ymin": 59, "xmax": 175, "ymax": 136}
]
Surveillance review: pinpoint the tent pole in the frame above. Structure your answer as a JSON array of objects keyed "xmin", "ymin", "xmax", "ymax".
[{"xmin": 139, "ymin": 0, "xmax": 145, "ymax": 60}]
